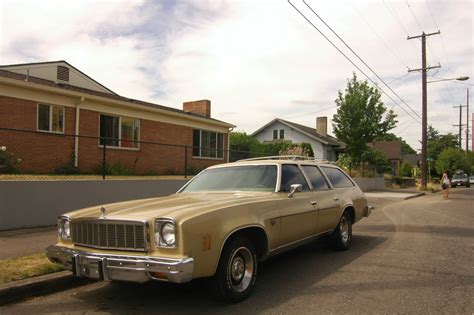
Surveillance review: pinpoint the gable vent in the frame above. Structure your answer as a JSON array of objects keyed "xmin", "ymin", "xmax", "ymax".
[{"xmin": 57, "ymin": 66, "xmax": 69, "ymax": 82}]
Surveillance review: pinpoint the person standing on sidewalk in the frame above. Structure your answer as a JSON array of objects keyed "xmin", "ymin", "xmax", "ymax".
[{"xmin": 441, "ymin": 170, "xmax": 450, "ymax": 199}]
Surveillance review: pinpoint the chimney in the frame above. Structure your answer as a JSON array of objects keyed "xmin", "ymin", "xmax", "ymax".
[
  {"xmin": 316, "ymin": 117, "xmax": 327, "ymax": 136},
  {"xmin": 183, "ymin": 100, "xmax": 211, "ymax": 117}
]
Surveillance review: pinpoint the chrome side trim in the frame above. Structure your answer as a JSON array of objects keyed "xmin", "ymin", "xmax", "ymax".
[{"xmin": 268, "ymin": 230, "xmax": 332, "ymax": 257}]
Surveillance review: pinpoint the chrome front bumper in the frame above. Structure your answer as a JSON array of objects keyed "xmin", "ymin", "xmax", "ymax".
[{"xmin": 46, "ymin": 245, "xmax": 193, "ymax": 284}]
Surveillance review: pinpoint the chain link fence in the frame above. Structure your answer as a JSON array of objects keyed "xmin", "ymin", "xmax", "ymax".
[{"xmin": 0, "ymin": 127, "xmax": 267, "ymax": 180}]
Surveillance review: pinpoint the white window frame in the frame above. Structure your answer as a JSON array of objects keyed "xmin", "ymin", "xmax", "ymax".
[
  {"xmin": 279, "ymin": 129, "xmax": 285, "ymax": 139},
  {"xmin": 36, "ymin": 103, "xmax": 65, "ymax": 134},
  {"xmin": 98, "ymin": 113, "xmax": 140, "ymax": 151},
  {"xmin": 193, "ymin": 129, "xmax": 224, "ymax": 160}
]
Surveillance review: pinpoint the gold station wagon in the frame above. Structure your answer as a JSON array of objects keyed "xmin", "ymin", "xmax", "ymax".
[{"xmin": 47, "ymin": 156, "xmax": 372, "ymax": 302}]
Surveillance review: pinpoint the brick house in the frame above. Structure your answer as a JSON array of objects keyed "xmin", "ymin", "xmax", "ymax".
[
  {"xmin": 0, "ymin": 61, "xmax": 234, "ymax": 175},
  {"xmin": 369, "ymin": 140, "xmax": 403, "ymax": 175}
]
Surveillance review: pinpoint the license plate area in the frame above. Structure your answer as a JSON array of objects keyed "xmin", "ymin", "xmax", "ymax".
[{"xmin": 76, "ymin": 255, "xmax": 105, "ymax": 280}]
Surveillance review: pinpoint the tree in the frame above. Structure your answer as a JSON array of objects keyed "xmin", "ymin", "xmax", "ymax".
[
  {"xmin": 229, "ymin": 132, "xmax": 313, "ymax": 161},
  {"xmin": 427, "ymin": 125, "xmax": 458, "ymax": 161},
  {"xmin": 333, "ymin": 73, "xmax": 397, "ymax": 165},
  {"xmin": 435, "ymin": 148, "xmax": 469, "ymax": 175}
]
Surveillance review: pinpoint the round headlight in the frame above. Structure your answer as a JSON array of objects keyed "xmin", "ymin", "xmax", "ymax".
[
  {"xmin": 161, "ymin": 222, "xmax": 176, "ymax": 246},
  {"xmin": 63, "ymin": 220, "xmax": 71, "ymax": 239}
]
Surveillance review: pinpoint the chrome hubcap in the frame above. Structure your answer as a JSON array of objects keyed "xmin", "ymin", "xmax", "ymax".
[
  {"xmin": 229, "ymin": 247, "xmax": 254, "ymax": 292},
  {"xmin": 231, "ymin": 257, "xmax": 245, "ymax": 282},
  {"xmin": 340, "ymin": 216, "xmax": 350, "ymax": 243}
]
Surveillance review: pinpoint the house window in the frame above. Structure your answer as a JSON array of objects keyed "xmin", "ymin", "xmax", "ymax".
[
  {"xmin": 273, "ymin": 130, "xmax": 278, "ymax": 140},
  {"xmin": 279, "ymin": 129, "xmax": 284, "ymax": 139},
  {"xmin": 37, "ymin": 104, "xmax": 64, "ymax": 133},
  {"xmin": 99, "ymin": 114, "xmax": 139, "ymax": 148},
  {"xmin": 193, "ymin": 129, "xmax": 224, "ymax": 159}
]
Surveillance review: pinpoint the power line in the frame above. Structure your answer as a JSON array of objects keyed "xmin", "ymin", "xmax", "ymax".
[
  {"xmin": 405, "ymin": 0, "xmax": 423, "ymax": 30},
  {"xmin": 388, "ymin": 72, "xmax": 411, "ymax": 85},
  {"xmin": 405, "ymin": 0, "xmax": 441, "ymax": 66},
  {"xmin": 301, "ymin": 0, "xmax": 422, "ymax": 122},
  {"xmin": 283, "ymin": 105, "xmax": 338, "ymax": 119},
  {"xmin": 424, "ymin": 1, "xmax": 461, "ymax": 104},
  {"xmin": 351, "ymin": 3, "xmax": 408, "ymax": 67},
  {"xmin": 288, "ymin": 0, "xmax": 421, "ymax": 124},
  {"xmin": 382, "ymin": 0, "xmax": 420, "ymax": 55},
  {"xmin": 424, "ymin": 0, "xmax": 440, "ymax": 30}
]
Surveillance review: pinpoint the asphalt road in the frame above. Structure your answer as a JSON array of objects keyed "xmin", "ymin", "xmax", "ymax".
[{"xmin": 1, "ymin": 188, "xmax": 473, "ymax": 314}]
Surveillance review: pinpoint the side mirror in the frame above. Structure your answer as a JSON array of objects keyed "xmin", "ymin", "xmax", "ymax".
[{"xmin": 288, "ymin": 184, "xmax": 303, "ymax": 198}]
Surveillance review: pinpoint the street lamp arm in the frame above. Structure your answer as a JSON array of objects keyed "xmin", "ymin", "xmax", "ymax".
[{"xmin": 427, "ymin": 76, "xmax": 470, "ymax": 83}]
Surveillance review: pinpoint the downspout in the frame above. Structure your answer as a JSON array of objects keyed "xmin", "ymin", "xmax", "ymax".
[
  {"xmin": 227, "ymin": 127, "xmax": 234, "ymax": 163},
  {"xmin": 74, "ymin": 97, "xmax": 85, "ymax": 167}
]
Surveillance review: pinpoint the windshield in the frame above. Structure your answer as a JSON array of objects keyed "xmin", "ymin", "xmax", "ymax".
[
  {"xmin": 453, "ymin": 174, "xmax": 467, "ymax": 179},
  {"xmin": 180, "ymin": 165, "xmax": 277, "ymax": 192}
]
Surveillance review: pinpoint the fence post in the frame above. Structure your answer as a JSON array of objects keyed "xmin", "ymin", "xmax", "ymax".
[
  {"xmin": 102, "ymin": 143, "xmax": 106, "ymax": 180},
  {"xmin": 184, "ymin": 146, "xmax": 188, "ymax": 179}
]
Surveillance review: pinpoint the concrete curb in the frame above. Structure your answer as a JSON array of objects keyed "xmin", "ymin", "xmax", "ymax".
[
  {"xmin": 0, "ymin": 271, "xmax": 92, "ymax": 306},
  {"xmin": 404, "ymin": 192, "xmax": 426, "ymax": 200}
]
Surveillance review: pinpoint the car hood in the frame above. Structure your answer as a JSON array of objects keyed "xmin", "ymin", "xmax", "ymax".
[{"xmin": 64, "ymin": 192, "xmax": 275, "ymax": 223}]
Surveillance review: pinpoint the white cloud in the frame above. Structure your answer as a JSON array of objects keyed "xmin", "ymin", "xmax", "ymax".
[{"xmin": 1, "ymin": 0, "xmax": 472, "ymax": 150}]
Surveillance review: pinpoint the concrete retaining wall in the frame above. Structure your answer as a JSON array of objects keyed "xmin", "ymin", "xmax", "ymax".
[
  {"xmin": 0, "ymin": 179, "xmax": 188, "ymax": 231},
  {"xmin": 354, "ymin": 177, "xmax": 385, "ymax": 191}
]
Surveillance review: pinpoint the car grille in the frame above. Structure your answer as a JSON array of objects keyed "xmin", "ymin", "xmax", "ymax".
[{"xmin": 71, "ymin": 220, "xmax": 148, "ymax": 251}]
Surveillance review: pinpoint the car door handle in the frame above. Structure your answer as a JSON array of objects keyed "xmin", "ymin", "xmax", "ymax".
[
  {"xmin": 310, "ymin": 201, "xmax": 317, "ymax": 206},
  {"xmin": 333, "ymin": 196, "xmax": 339, "ymax": 201}
]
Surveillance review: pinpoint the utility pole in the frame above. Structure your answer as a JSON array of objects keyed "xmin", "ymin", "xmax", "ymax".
[
  {"xmin": 466, "ymin": 89, "xmax": 470, "ymax": 155},
  {"xmin": 453, "ymin": 104, "xmax": 466, "ymax": 148},
  {"xmin": 408, "ymin": 31, "xmax": 441, "ymax": 190}
]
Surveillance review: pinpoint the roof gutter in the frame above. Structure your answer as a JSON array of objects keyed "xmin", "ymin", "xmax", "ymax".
[{"xmin": 0, "ymin": 76, "xmax": 235, "ymax": 129}]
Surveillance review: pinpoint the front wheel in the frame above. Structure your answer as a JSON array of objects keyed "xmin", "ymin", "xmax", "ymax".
[
  {"xmin": 329, "ymin": 211, "xmax": 353, "ymax": 251},
  {"xmin": 212, "ymin": 236, "xmax": 257, "ymax": 303}
]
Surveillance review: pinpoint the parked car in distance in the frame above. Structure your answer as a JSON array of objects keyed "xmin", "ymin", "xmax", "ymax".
[
  {"xmin": 451, "ymin": 173, "xmax": 470, "ymax": 188},
  {"xmin": 470, "ymin": 176, "xmax": 474, "ymax": 185},
  {"xmin": 46, "ymin": 156, "xmax": 372, "ymax": 303}
]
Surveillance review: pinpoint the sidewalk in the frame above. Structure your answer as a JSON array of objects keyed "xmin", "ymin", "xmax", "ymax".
[{"xmin": 0, "ymin": 226, "xmax": 56, "ymax": 260}]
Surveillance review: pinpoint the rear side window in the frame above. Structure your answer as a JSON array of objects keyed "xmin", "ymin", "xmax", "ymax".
[
  {"xmin": 301, "ymin": 166, "xmax": 329, "ymax": 191},
  {"xmin": 280, "ymin": 164, "xmax": 309, "ymax": 192},
  {"xmin": 320, "ymin": 167, "xmax": 354, "ymax": 188}
]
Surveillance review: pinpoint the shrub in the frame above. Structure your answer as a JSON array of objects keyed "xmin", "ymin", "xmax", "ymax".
[
  {"xmin": 0, "ymin": 148, "xmax": 18, "ymax": 174},
  {"xmin": 399, "ymin": 162, "xmax": 414, "ymax": 177},
  {"xmin": 435, "ymin": 148, "xmax": 469, "ymax": 175}
]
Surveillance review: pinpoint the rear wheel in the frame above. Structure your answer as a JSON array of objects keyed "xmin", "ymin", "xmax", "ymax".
[
  {"xmin": 330, "ymin": 211, "xmax": 353, "ymax": 251},
  {"xmin": 212, "ymin": 236, "xmax": 257, "ymax": 303}
]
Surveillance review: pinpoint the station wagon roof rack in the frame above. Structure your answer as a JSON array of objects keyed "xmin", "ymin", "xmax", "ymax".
[{"xmin": 238, "ymin": 155, "xmax": 336, "ymax": 164}]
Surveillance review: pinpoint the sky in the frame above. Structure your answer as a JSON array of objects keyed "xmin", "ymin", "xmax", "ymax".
[{"xmin": 1, "ymin": 0, "xmax": 473, "ymax": 150}]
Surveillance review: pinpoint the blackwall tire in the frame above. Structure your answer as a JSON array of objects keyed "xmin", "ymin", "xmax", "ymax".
[
  {"xmin": 212, "ymin": 236, "xmax": 257, "ymax": 303},
  {"xmin": 330, "ymin": 211, "xmax": 353, "ymax": 251}
]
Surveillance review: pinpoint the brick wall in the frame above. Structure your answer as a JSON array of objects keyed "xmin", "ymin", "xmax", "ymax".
[
  {"xmin": 0, "ymin": 96, "xmax": 75, "ymax": 173},
  {"xmin": 0, "ymin": 95, "xmax": 228, "ymax": 175}
]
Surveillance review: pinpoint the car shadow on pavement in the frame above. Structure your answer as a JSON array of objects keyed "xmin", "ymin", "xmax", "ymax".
[{"xmin": 62, "ymin": 234, "xmax": 387, "ymax": 314}]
